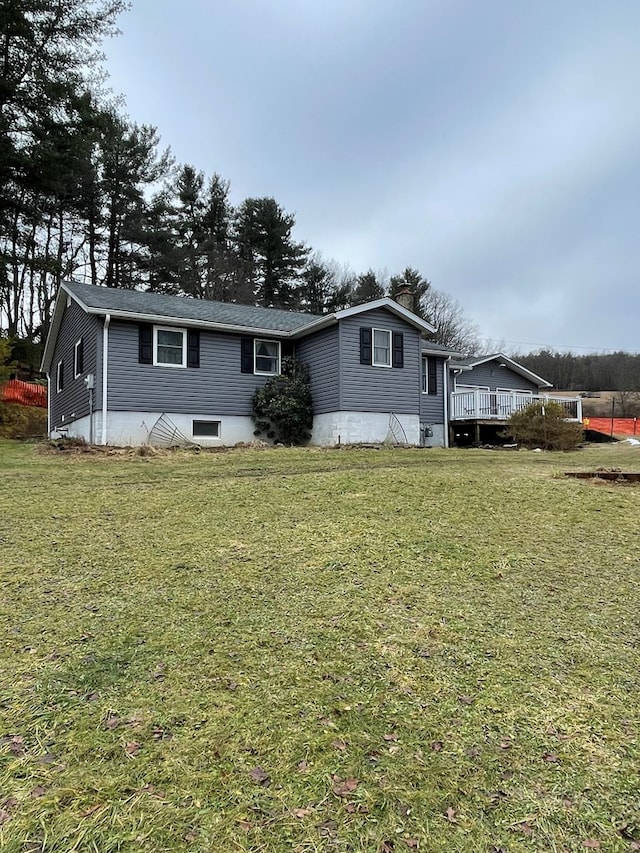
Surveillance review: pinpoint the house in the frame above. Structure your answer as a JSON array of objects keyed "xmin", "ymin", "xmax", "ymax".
[
  {"xmin": 41, "ymin": 280, "xmax": 457, "ymax": 448},
  {"xmin": 449, "ymin": 353, "xmax": 582, "ymax": 445}
]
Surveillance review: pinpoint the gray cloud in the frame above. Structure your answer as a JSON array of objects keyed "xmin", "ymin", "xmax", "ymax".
[{"xmin": 104, "ymin": 0, "xmax": 640, "ymax": 351}]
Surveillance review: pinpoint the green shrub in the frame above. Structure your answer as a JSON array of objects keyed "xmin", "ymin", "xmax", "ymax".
[
  {"xmin": 505, "ymin": 400, "xmax": 583, "ymax": 450},
  {"xmin": 252, "ymin": 357, "xmax": 313, "ymax": 445}
]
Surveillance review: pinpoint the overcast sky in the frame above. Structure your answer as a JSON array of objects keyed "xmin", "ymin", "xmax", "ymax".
[{"xmin": 103, "ymin": 0, "xmax": 640, "ymax": 354}]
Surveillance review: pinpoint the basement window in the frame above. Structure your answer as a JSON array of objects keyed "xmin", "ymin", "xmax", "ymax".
[{"xmin": 192, "ymin": 420, "xmax": 220, "ymax": 438}]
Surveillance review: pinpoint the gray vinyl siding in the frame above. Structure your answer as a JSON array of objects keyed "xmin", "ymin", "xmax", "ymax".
[
  {"xmin": 50, "ymin": 299, "xmax": 101, "ymax": 428},
  {"xmin": 420, "ymin": 356, "xmax": 446, "ymax": 422},
  {"xmin": 459, "ymin": 362, "xmax": 539, "ymax": 393},
  {"xmin": 295, "ymin": 326, "xmax": 339, "ymax": 414},
  {"xmin": 339, "ymin": 308, "xmax": 421, "ymax": 414},
  {"xmin": 106, "ymin": 320, "xmax": 279, "ymax": 415}
]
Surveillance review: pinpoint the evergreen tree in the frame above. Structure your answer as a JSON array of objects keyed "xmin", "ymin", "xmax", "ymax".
[
  {"xmin": 233, "ymin": 197, "xmax": 308, "ymax": 308},
  {"xmin": 98, "ymin": 112, "xmax": 172, "ymax": 289},
  {"xmin": 300, "ymin": 256, "xmax": 357, "ymax": 314},
  {"xmin": 200, "ymin": 173, "xmax": 237, "ymax": 302},
  {"xmin": 300, "ymin": 257, "xmax": 336, "ymax": 314},
  {"xmin": 351, "ymin": 269, "xmax": 386, "ymax": 305},
  {"xmin": 0, "ymin": 0, "xmax": 127, "ymax": 336},
  {"xmin": 390, "ymin": 267, "xmax": 431, "ymax": 318},
  {"xmin": 161, "ymin": 168, "xmax": 239, "ymax": 302}
]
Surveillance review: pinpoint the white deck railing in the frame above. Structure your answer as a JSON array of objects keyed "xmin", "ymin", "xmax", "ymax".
[{"xmin": 450, "ymin": 390, "xmax": 582, "ymax": 422}]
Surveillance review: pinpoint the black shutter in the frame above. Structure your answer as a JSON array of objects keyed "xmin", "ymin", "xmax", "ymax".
[
  {"xmin": 241, "ymin": 337, "xmax": 254, "ymax": 373},
  {"xmin": 139, "ymin": 323, "xmax": 153, "ymax": 364},
  {"xmin": 428, "ymin": 358, "xmax": 437, "ymax": 395},
  {"xmin": 360, "ymin": 327, "xmax": 372, "ymax": 365},
  {"xmin": 392, "ymin": 331, "xmax": 404, "ymax": 368},
  {"xmin": 282, "ymin": 340, "xmax": 294, "ymax": 359},
  {"xmin": 58, "ymin": 360, "xmax": 64, "ymax": 391},
  {"xmin": 187, "ymin": 330, "xmax": 200, "ymax": 368},
  {"xmin": 76, "ymin": 338, "xmax": 84, "ymax": 374}
]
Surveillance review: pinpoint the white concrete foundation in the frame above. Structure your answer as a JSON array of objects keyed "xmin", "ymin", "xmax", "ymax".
[
  {"xmin": 310, "ymin": 411, "xmax": 421, "ymax": 446},
  {"xmin": 50, "ymin": 410, "xmax": 446, "ymax": 448},
  {"xmin": 52, "ymin": 411, "xmax": 257, "ymax": 447},
  {"xmin": 421, "ymin": 423, "xmax": 446, "ymax": 447},
  {"xmin": 51, "ymin": 413, "xmax": 94, "ymax": 442},
  {"xmin": 108, "ymin": 412, "xmax": 258, "ymax": 447}
]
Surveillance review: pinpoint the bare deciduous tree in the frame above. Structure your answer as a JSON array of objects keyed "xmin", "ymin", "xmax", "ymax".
[{"xmin": 421, "ymin": 288, "xmax": 480, "ymax": 355}]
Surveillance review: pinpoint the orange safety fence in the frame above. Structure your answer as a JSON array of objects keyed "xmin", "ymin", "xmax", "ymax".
[
  {"xmin": 1, "ymin": 378, "xmax": 47, "ymax": 408},
  {"xmin": 584, "ymin": 417, "xmax": 639, "ymax": 436}
]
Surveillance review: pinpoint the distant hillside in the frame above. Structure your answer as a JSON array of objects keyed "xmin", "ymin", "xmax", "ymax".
[{"xmin": 518, "ymin": 351, "xmax": 640, "ymax": 393}]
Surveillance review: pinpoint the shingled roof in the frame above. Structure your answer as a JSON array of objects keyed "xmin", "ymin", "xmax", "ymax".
[
  {"xmin": 65, "ymin": 280, "xmax": 322, "ymax": 333},
  {"xmin": 421, "ymin": 340, "xmax": 460, "ymax": 356},
  {"xmin": 42, "ymin": 280, "xmax": 447, "ymax": 373}
]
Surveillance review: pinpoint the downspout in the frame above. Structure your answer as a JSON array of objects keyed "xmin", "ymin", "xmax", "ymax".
[
  {"xmin": 101, "ymin": 314, "xmax": 110, "ymax": 445},
  {"xmin": 443, "ymin": 356, "xmax": 451, "ymax": 448},
  {"xmin": 46, "ymin": 373, "xmax": 51, "ymax": 438}
]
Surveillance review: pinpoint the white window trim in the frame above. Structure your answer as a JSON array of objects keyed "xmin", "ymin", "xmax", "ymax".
[
  {"xmin": 254, "ymin": 339, "xmax": 281, "ymax": 376},
  {"xmin": 455, "ymin": 383, "xmax": 490, "ymax": 392},
  {"xmin": 153, "ymin": 325, "xmax": 187, "ymax": 368},
  {"xmin": 74, "ymin": 338, "xmax": 83, "ymax": 378},
  {"xmin": 421, "ymin": 356, "xmax": 430, "ymax": 393},
  {"xmin": 372, "ymin": 328, "xmax": 392, "ymax": 368},
  {"xmin": 497, "ymin": 387, "xmax": 533, "ymax": 395},
  {"xmin": 56, "ymin": 360, "xmax": 63, "ymax": 393}
]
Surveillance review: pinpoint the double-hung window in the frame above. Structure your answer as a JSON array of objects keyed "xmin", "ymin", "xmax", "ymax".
[
  {"xmin": 372, "ymin": 329, "xmax": 391, "ymax": 367},
  {"xmin": 422, "ymin": 356, "xmax": 437, "ymax": 395},
  {"xmin": 254, "ymin": 339, "xmax": 280, "ymax": 375},
  {"xmin": 154, "ymin": 326, "xmax": 187, "ymax": 367}
]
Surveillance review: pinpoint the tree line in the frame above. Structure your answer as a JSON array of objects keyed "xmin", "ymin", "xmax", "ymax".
[
  {"xmin": 0, "ymin": 0, "xmax": 481, "ymax": 371},
  {"xmin": 3, "ymin": 0, "xmax": 634, "ymax": 395},
  {"xmin": 517, "ymin": 350, "xmax": 640, "ymax": 393}
]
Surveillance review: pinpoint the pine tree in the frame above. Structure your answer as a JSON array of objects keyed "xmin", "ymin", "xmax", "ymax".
[
  {"xmin": 98, "ymin": 112, "xmax": 172, "ymax": 289},
  {"xmin": 233, "ymin": 198, "xmax": 308, "ymax": 308},
  {"xmin": 351, "ymin": 270, "xmax": 386, "ymax": 305},
  {"xmin": 389, "ymin": 267, "xmax": 431, "ymax": 318},
  {"xmin": 300, "ymin": 256, "xmax": 356, "ymax": 314},
  {"xmin": 160, "ymin": 168, "xmax": 239, "ymax": 302},
  {"xmin": 0, "ymin": 0, "xmax": 127, "ymax": 336}
]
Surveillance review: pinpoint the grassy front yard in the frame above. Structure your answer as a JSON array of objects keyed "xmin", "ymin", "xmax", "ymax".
[{"xmin": 1, "ymin": 441, "xmax": 639, "ymax": 852}]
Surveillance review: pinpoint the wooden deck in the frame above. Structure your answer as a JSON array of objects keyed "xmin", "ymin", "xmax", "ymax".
[{"xmin": 450, "ymin": 390, "xmax": 582, "ymax": 422}]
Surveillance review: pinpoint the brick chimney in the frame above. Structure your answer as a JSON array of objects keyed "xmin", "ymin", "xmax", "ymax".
[{"xmin": 395, "ymin": 285, "xmax": 414, "ymax": 313}]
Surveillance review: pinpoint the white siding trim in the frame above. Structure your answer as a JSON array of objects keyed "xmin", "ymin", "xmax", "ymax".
[
  {"xmin": 443, "ymin": 357, "xmax": 450, "ymax": 448},
  {"xmin": 101, "ymin": 314, "xmax": 110, "ymax": 445},
  {"xmin": 46, "ymin": 373, "xmax": 51, "ymax": 437}
]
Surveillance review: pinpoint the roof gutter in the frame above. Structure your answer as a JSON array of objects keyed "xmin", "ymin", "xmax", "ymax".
[
  {"xmin": 101, "ymin": 314, "xmax": 110, "ymax": 445},
  {"xmin": 46, "ymin": 372, "xmax": 51, "ymax": 439}
]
